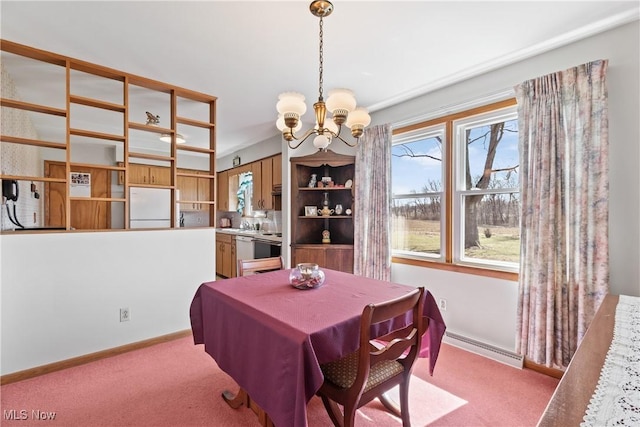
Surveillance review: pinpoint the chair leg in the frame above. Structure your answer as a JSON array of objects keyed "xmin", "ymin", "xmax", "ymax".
[
  {"xmin": 343, "ymin": 402, "xmax": 358, "ymax": 427},
  {"xmin": 398, "ymin": 379, "xmax": 412, "ymax": 427},
  {"xmin": 378, "ymin": 391, "xmax": 402, "ymax": 418},
  {"xmin": 321, "ymin": 396, "xmax": 344, "ymax": 427}
]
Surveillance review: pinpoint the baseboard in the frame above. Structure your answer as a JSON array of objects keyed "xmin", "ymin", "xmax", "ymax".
[
  {"xmin": 443, "ymin": 331, "xmax": 524, "ymax": 369},
  {"xmin": 1, "ymin": 329, "xmax": 192, "ymax": 386},
  {"xmin": 523, "ymin": 358, "xmax": 564, "ymax": 379}
]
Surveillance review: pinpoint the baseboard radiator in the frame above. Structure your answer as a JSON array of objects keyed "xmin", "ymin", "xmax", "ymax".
[{"xmin": 443, "ymin": 331, "xmax": 524, "ymax": 369}]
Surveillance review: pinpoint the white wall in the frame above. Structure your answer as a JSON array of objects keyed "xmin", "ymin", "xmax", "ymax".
[
  {"xmin": 0, "ymin": 228, "xmax": 216, "ymax": 375},
  {"xmin": 379, "ymin": 20, "xmax": 640, "ymax": 350}
]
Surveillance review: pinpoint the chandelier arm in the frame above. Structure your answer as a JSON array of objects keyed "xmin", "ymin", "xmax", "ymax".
[
  {"xmin": 333, "ymin": 132, "xmax": 359, "ymax": 147},
  {"xmin": 287, "ymin": 127, "xmax": 319, "ymax": 149}
]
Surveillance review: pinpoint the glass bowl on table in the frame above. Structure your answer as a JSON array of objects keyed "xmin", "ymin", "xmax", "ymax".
[{"xmin": 289, "ymin": 263, "xmax": 325, "ymax": 289}]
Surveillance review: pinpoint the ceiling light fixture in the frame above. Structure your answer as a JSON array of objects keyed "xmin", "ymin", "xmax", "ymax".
[
  {"xmin": 159, "ymin": 133, "xmax": 186, "ymax": 144},
  {"xmin": 276, "ymin": 0, "xmax": 371, "ymax": 151}
]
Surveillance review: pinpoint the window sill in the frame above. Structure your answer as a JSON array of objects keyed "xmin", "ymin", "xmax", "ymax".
[{"xmin": 391, "ymin": 256, "xmax": 519, "ymax": 281}]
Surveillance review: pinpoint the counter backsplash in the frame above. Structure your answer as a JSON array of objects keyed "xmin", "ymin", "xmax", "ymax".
[{"xmin": 216, "ymin": 210, "xmax": 281, "ymax": 233}]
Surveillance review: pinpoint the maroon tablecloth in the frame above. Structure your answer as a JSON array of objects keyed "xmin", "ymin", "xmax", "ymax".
[{"xmin": 190, "ymin": 268, "xmax": 446, "ymax": 427}]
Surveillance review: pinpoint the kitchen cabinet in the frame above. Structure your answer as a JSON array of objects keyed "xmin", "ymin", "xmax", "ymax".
[
  {"xmin": 251, "ymin": 157, "xmax": 282, "ymax": 210},
  {"xmin": 272, "ymin": 154, "xmax": 282, "ymax": 187},
  {"xmin": 129, "ymin": 164, "xmax": 172, "ymax": 186},
  {"xmin": 177, "ymin": 173, "xmax": 198, "ymax": 211},
  {"xmin": 216, "ymin": 232, "xmax": 235, "ymax": 278},
  {"xmin": 251, "ymin": 156, "xmax": 275, "ymax": 210},
  {"xmin": 197, "ymin": 171, "xmax": 211, "ymax": 212},
  {"xmin": 290, "ymin": 150, "xmax": 355, "ymax": 273},
  {"xmin": 217, "ymin": 170, "xmax": 230, "ymax": 211},
  {"xmin": 218, "ymin": 155, "xmax": 282, "ymax": 213},
  {"xmin": 178, "ymin": 168, "xmax": 211, "ymax": 211},
  {"xmin": 45, "ymin": 161, "xmax": 111, "ymax": 230}
]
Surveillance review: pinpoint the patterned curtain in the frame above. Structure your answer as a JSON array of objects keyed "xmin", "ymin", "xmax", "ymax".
[
  {"xmin": 354, "ymin": 124, "xmax": 392, "ymax": 280},
  {"xmin": 515, "ymin": 60, "xmax": 610, "ymax": 369}
]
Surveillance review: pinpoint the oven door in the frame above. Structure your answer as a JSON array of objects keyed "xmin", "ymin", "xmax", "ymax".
[{"xmin": 253, "ymin": 238, "xmax": 282, "ymax": 259}]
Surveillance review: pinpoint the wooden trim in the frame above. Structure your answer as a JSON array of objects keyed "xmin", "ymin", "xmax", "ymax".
[
  {"xmin": 1, "ymin": 39, "xmax": 67, "ymax": 66},
  {"xmin": 176, "ymin": 116, "xmax": 215, "ymax": 129},
  {"xmin": 0, "ymin": 135, "xmax": 66, "ymax": 149},
  {"xmin": 393, "ymin": 98, "xmax": 517, "ymax": 136},
  {"xmin": 1, "ymin": 98, "xmax": 67, "ymax": 116},
  {"xmin": 69, "ymin": 128, "xmax": 125, "ymax": 142},
  {"xmin": 0, "ymin": 175, "xmax": 65, "ymax": 183},
  {"xmin": 524, "ymin": 359, "xmax": 564, "ymax": 379},
  {"xmin": 177, "ymin": 144, "xmax": 216, "ymax": 154},
  {"xmin": 128, "ymin": 122, "xmax": 173, "ymax": 134},
  {"xmin": 0, "ymin": 330, "xmax": 192, "ymax": 385},
  {"xmin": 69, "ymin": 95, "xmax": 125, "ymax": 112},
  {"xmin": 128, "ymin": 151, "xmax": 175, "ymax": 162},
  {"xmin": 70, "ymin": 197, "xmax": 126, "ymax": 202},
  {"xmin": 70, "ymin": 162, "xmax": 125, "ymax": 171},
  {"xmin": 392, "ymin": 256, "xmax": 519, "ymax": 281}
]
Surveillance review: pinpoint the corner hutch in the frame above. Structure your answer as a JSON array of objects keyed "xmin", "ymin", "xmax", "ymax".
[{"xmin": 290, "ymin": 150, "xmax": 355, "ymax": 273}]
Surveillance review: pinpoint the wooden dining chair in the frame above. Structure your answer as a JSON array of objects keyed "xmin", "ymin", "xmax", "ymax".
[
  {"xmin": 237, "ymin": 256, "xmax": 284, "ymax": 277},
  {"xmin": 316, "ymin": 287, "xmax": 426, "ymax": 427}
]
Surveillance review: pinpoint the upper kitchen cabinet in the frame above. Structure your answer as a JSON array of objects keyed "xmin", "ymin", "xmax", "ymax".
[
  {"xmin": 252, "ymin": 156, "xmax": 274, "ymax": 210},
  {"xmin": 216, "ymin": 169, "xmax": 230, "ymax": 211},
  {"xmin": 0, "ymin": 39, "xmax": 217, "ymax": 232},
  {"xmin": 217, "ymin": 154, "xmax": 282, "ymax": 214}
]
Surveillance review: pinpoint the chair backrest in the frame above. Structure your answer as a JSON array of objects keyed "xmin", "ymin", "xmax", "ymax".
[
  {"xmin": 354, "ymin": 287, "xmax": 426, "ymax": 395},
  {"xmin": 237, "ymin": 256, "xmax": 284, "ymax": 276}
]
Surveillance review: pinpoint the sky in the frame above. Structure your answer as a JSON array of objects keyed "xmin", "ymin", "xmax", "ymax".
[{"xmin": 391, "ymin": 119, "xmax": 519, "ymax": 196}]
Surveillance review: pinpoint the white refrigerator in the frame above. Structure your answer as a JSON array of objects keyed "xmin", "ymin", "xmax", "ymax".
[{"xmin": 129, "ymin": 187, "xmax": 178, "ymax": 229}]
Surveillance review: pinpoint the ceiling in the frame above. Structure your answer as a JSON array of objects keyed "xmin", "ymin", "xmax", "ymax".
[{"xmin": 1, "ymin": 1, "xmax": 638, "ymax": 158}]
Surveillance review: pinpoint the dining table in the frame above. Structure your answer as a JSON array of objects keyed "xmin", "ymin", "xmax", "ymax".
[{"xmin": 189, "ymin": 268, "xmax": 446, "ymax": 427}]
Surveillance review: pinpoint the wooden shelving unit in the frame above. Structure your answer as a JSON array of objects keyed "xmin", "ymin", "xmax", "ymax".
[
  {"xmin": 0, "ymin": 39, "xmax": 217, "ymax": 231},
  {"xmin": 290, "ymin": 150, "xmax": 355, "ymax": 273}
]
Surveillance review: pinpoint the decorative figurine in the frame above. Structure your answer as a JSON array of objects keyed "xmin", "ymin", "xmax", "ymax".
[
  {"xmin": 322, "ymin": 229, "xmax": 331, "ymax": 244},
  {"xmin": 308, "ymin": 174, "xmax": 317, "ymax": 188},
  {"xmin": 145, "ymin": 111, "xmax": 160, "ymax": 126},
  {"xmin": 335, "ymin": 204, "xmax": 343, "ymax": 215}
]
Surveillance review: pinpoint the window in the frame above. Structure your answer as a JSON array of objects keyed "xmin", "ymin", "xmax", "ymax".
[{"xmin": 391, "ymin": 99, "xmax": 519, "ymax": 276}]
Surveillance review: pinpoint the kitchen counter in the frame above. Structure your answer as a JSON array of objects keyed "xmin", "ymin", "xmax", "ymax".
[{"xmin": 216, "ymin": 228, "xmax": 282, "ymax": 243}]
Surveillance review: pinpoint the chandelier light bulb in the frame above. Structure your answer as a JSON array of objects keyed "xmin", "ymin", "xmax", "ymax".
[
  {"xmin": 276, "ymin": 92, "xmax": 307, "ymax": 116},
  {"xmin": 313, "ymin": 133, "xmax": 331, "ymax": 150},
  {"xmin": 326, "ymin": 89, "xmax": 356, "ymax": 124},
  {"xmin": 345, "ymin": 107, "xmax": 371, "ymax": 129}
]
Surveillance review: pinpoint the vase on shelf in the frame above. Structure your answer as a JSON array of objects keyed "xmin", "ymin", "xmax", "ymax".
[{"xmin": 322, "ymin": 192, "xmax": 330, "ymax": 207}]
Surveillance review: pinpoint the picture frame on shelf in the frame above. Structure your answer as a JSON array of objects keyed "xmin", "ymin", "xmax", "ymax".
[{"xmin": 304, "ymin": 206, "xmax": 318, "ymax": 216}]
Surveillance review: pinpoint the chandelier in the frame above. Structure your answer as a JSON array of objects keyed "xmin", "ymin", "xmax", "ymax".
[{"xmin": 276, "ymin": 0, "xmax": 371, "ymax": 150}]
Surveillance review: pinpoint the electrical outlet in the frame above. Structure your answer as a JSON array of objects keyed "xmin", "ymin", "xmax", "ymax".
[
  {"xmin": 120, "ymin": 307, "xmax": 130, "ymax": 322},
  {"xmin": 438, "ymin": 298, "xmax": 447, "ymax": 311}
]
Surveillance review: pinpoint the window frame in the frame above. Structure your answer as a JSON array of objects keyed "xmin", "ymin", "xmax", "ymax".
[
  {"xmin": 391, "ymin": 123, "xmax": 446, "ymax": 262},
  {"xmin": 391, "ymin": 98, "xmax": 519, "ymax": 281}
]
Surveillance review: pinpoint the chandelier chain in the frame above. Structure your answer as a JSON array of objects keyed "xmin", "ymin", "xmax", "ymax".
[{"xmin": 318, "ymin": 16, "xmax": 324, "ymax": 101}]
